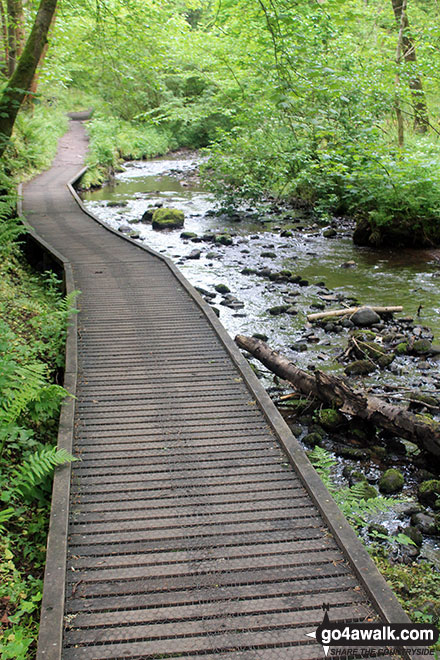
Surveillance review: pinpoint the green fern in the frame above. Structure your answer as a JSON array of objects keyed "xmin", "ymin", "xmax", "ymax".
[
  {"xmin": 11, "ymin": 447, "xmax": 77, "ymax": 504},
  {"xmin": 308, "ymin": 446, "xmax": 414, "ymax": 547}
]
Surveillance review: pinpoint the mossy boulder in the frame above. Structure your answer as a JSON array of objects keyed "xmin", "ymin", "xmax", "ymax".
[
  {"xmin": 215, "ymin": 283, "xmax": 230, "ymax": 294},
  {"xmin": 302, "ymin": 432, "xmax": 324, "ymax": 448},
  {"xmin": 152, "ymin": 208, "xmax": 185, "ymax": 230},
  {"xmin": 418, "ymin": 480, "xmax": 440, "ymax": 508},
  {"xmin": 402, "ymin": 525, "xmax": 423, "ymax": 547},
  {"xmin": 268, "ymin": 304, "xmax": 290, "ymax": 316},
  {"xmin": 344, "ymin": 360, "xmax": 376, "ymax": 376},
  {"xmin": 180, "ymin": 231, "xmax": 198, "ymax": 239},
  {"xmin": 378, "ymin": 468, "xmax": 405, "ymax": 494},
  {"xmin": 141, "ymin": 208, "xmax": 155, "ymax": 223},
  {"xmin": 395, "ymin": 341, "xmax": 409, "ymax": 355},
  {"xmin": 215, "ymin": 234, "xmax": 233, "ymax": 246},
  {"xmin": 412, "ymin": 338, "xmax": 433, "ymax": 355},
  {"xmin": 323, "ymin": 227, "xmax": 337, "ymax": 238},
  {"xmin": 317, "ymin": 408, "xmax": 346, "ymax": 431}
]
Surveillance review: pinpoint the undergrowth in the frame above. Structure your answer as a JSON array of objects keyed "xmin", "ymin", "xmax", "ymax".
[
  {"xmin": 308, "ymin": 446, "xmax": 440, "ymax": 649},
  {"xmin": 80, "ymin": 112, "xmax": 175, "ymax": 189}
]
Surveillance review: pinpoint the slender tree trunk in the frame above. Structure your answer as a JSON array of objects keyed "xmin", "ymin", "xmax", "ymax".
[
  {"xmin": 390, "ymin": 0, "xmax": 429, "ymax": 133},
  {"xmin": 24, "ymin": 6, "xmax": 57, "ymax": 107},
  {"xmin": 394, "ymin": 0, "xmax": 406, "ymax": 147},
  {"xmin": 6, "ymin": 0, "xmax": 24, "ymax": 76},
  {"xmin": 0, "ymin": 0, "xmax": 9, "ymax": 75},
  {"xmin": 0, "ymin": 0, "xmax": 58, "ymax": 158}
]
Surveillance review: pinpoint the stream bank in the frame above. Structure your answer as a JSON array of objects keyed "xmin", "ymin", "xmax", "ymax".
[{"xmin": 81, "ymin": 152, "xmax": 440, "ymax": 567}]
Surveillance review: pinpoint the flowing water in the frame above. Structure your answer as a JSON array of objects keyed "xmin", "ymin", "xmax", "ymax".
[{"xmin": 82, "ymin": 153, "xmax": 440, "ymax": 564}]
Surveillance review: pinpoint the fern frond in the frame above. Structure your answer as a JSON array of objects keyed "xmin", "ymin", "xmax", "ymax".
[
  {"xmin": 0, "ymin": 363, "xmax": 47, "ymax": 425},
  {"xmin": 12, "ymin": 446, "xmax": 77, "ymax": 503}
]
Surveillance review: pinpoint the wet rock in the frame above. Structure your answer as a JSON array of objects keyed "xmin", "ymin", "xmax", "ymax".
[
  {"xmin": 317, "ymin": 408, "xmax": 346, "ymax": 431},
  {"xmin": 418, "ymin": 480, "xmax": 440, "ymax": 508},
  {"xmin": 180, "ymin": 231, "xmax": 198, "ymax": 239},
  {"xmin": 220, "ymin": 294, "xmax": 244, "ymax": 310},
  {"xmin": 341, "ymin": 319, "xmax": 354, "ymax": 328},
  {"xmin": 252, "ymin": 333, "xmax": 268, "ymax": 342},
  {"xmin": 336, "ymin": 446, "xmax": 369, "ymax": 460},
  {"xmin": 350, "ymin": 307, "xmax": 381, "ymax": 327},
  {"xmin": 215, "ymin": 234, "xmax": 233, "ymax": 246},
  {"xmin": 344, "ymin": 360, "xmax": 376, "ymax": 376},
  {"xmin": 411, "ymin": 512, "xmax": 438, "ymax": 536},
  {"xmin": 241, "ymin": 267, "xmax": 255, "ymax": 275},
  {"xmin": 368, "ymin": 523, "xmax": 388, "ymax": 539},
  {"xmin": 286, "ymin": 307, "xmax": 298, "ymax": 316},
  {"xmin": 379, "ymin": 468, "xmax": 404, "ymax": 494},
  {"xmin": 303, "ymin": 432, "xmax": 324, "ymax": 448},
  {"xmin": 152, "ymin": 208, "xmax": 185, "ymax": 230},
  {"xmin": 323, "ymin": 227, "xmax": 337, "ymax": 238},
  {"xmin": 141, "ymin": 208, "xmax": 154, "ymax": 223},
  {"xmin": 215, "ymin": 284, "xmax": 230, "ymax": 294},
  {"xmin": 258, "ymin": 267, "xmax": 272, "ymax": 278},
  {"xmin": 310, "ymin": 303, "xmax": 325, "ymax": 310},
  {"xmin": 413, "ymin": 338, "xmax": 433, "ymax": 354},
  {"xmin": 280, "ymin": 229, "xmax": 293, "ymax": 237},
  {"xmin": 341, "ymin": 260, "xmax": 357, "ymax": 268},
  {"xmin": 290, "ymin": 342, "xmax": 308, "ymax": 352},
  {"xmin": 211, "ymin": 307, "xmax": 220, "ymax": 317},
  {"xmin": 187, "ymin": 249, "xmax": 201, "ymax": 260},
  {"xmin": 402, "ymin": 525, "xmax": 423, "ymax": 547},
  {"xmin": 118, "ymin": 224, "xmax": 132, "ymax": 234},
  {"xmin": 206, "ymin": 252, "xmax": 220, "ymax": 259},
  {"xmin": 268, "ymin": 305, "xmax": 290, "ymax": 316},
  {"xmin": 298, "ymin": 278, "xmax": 309, "ymax": 287},
  {"xmin": 108, "ymin": 200, "xmax": 128, "ymax": 207},
  {"xmin": 202, "ymin": 233, "xmax": 216, "ymax": 242},
  {"xmin": 324, "ymin": 323, "xmax": 335, "ymax": 333},
  {"xmin": 343, "ymin": 466, "xmax": 366, "ymax": 485},
  {"xmin": 261, "ymin": 251, "xmax": 277, "ymax": 258}
]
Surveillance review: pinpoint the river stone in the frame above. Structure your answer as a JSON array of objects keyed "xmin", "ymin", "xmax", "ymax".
[
  {"xmin": 187, "ymin": 249, "xmax": 201, "ymax": 260},
  {"xmin": 418, "ymin": 480, "xmax": 440, "ymax": 508},
  {"xmin": 118, "ymin": 224, "xmax": 132, "ymax": 234},
  {"xmin": 378, "ymin": 468, "xmax": 404, "ymax": 494},
  {"xmin": 215, "ymin": 284, "xmax": 230, "ymax": 294},
  {"xmin": 344, "ymin": 360, "xmax": 376, "ymax": 376},
  {"xmin": 350, "ymin": 307, "xmax": 381, "ymax": 327},
  {"xmin": 268, "ymin": 305, "xmax": 290, "ymax": 316},
  {"xmin": 323, "ymin": 227, "xmax": 337, "ymax": 238},
  {"xmin": 261, "ymin": 251, "xmax": 277, "ymax": 258},
  {"xmin": 411, "ymin": 512, "xmax": 438, "ymax": 536},
  {"xmin": 215, "ymin": 234, "xmax": 233, "ymax": 246},
  {"xmin": 253, "ymin": 333, "xmax": 268, "ymax": 342},
  {"xmin": 180, "ymin": 231, "xmax": 198, "ymax": 239},
  {"xmin": 152, "ymin": 208, "xmax": 185, "ymax": 230},
  {"xmin": 141, "ymin": 208, "xmax": 154, "ymax": 223},
  {"xmin": 108, "ymin": 200, "xmax": 128, "ymax": 207},
  {"xmin": 302, "ymin": 432, "xmax": 324, "ymax": 448},
  {"xmin": 317, "ymin": 408, "xmax": 346, "ymax": 431},
  {"xmin": 290, "ymin": 342, "xmax": 308, "ymax": 352},
  {"xmin": 402, "ymin": 525, "xmax": 423, "ymax": 547},
  {"xmin": 413, "ymin": 338, "xmax": 432, "ymax": 354}
]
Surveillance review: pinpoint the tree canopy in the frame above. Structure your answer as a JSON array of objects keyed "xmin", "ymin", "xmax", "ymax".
[{"xmin": 1, "ymin": 0, "xmax": 440, "ymax": 244}]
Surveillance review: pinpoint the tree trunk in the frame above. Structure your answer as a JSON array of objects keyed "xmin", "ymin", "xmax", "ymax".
[
  {"xmin": 24, "ymin": 6, "xmax": 57, "ymax": 108},
  {"xmin": 6, "ymin": 0, "xmax": 24, "ymax": 76},
  {"xmin": 235, "ymin": 334, "xmax": 440, "ymax": 459},
  {"xmin": 0, "ymin": 0, "xmax": 9, "ymax": 75},
  {"xmin": 390, "ymin": 0, "xmax": 429, "ymax": 133},
  {"xmin": 0, "ymin": 0, "xmax": 58, "ymax": 158}
]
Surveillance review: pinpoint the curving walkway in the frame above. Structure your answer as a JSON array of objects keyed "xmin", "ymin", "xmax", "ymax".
[{"xmin": 23, "ymin": 119, "xmax": 409, "ymax": 660}]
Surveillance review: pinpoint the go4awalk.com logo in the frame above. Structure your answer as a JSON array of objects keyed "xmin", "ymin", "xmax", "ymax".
[{"xmin": 306, "ymin": 604, "xmax": 439, "ymax": 657}]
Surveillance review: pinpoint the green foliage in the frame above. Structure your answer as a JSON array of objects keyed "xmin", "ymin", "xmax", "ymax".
[
  {"xmin": 80, "ymin": 113, "xmax": 175, "ymax": 188},
  {"xmin": 10, "ymin": 447, "xmax": 76, "ymax": 504}
]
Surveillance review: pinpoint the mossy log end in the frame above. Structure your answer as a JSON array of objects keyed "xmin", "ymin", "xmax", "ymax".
[{"xmin": 235, "ymin": 334, "xmax": 440, "ymax": 459}]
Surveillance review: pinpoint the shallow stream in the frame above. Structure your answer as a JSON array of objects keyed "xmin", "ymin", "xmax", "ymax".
[{"xmin": 82, "ymin": 153, "xmax": 440, "ymax": 565}]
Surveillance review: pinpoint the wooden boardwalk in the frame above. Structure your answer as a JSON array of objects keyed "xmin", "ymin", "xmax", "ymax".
[{"xmin": 22, "ymin": 119, "xmax": 409, "ymax": 660}]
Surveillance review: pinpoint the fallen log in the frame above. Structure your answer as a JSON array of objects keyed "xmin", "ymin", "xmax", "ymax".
[
  {"xmin": 235, "ymin": 334, "xmax": 440, "ymax": 459},
  {"xmin": 307, "ymin": 305, "xmax": 403, "ymax": 322}
]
